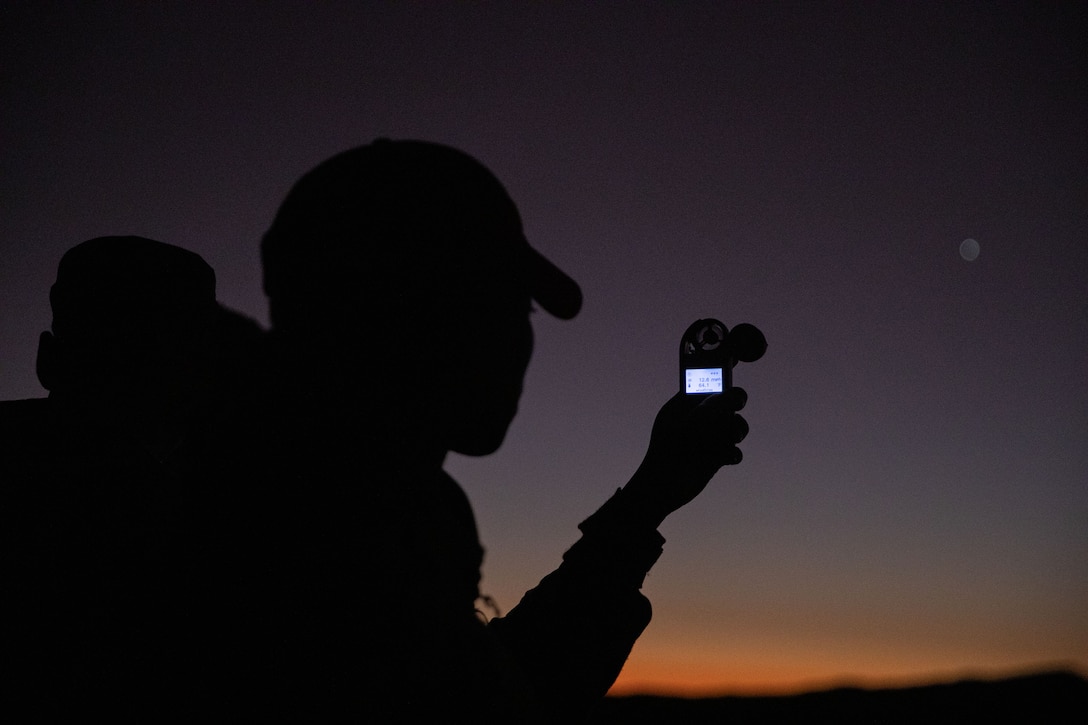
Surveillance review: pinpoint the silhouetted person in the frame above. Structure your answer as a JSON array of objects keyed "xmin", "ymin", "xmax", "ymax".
[
  {"xmin": 215, "ymin": 139, "xmax": 757, "ymax": 721},
  {"xmin": 0, "ymin": 236, "xmax": 242, "ymax": 718}
]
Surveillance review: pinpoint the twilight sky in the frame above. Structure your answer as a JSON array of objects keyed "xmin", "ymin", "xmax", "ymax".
[{"xmin": 2, "ymin": 2, "xmax": 1085, "ymax": 696}]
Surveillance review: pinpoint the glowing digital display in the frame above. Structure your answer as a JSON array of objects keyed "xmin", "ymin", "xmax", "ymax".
[{"xmin": 685, "ymin": 367, "xmax": 723, "ymax": 394}]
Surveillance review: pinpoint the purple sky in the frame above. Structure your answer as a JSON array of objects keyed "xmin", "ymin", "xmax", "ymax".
[{"xmin": 2, "ymin": 3, "xmax": 1085, "ymax": 694}]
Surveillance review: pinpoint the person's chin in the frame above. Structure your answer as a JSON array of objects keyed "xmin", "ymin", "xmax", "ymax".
[
  {"xmin": 449, "ymin": 410, "xmax": 516, "ymax": 456},
  {"xmin": 451, "ymin": 439, "xmax": 504, "ymax": 457}
]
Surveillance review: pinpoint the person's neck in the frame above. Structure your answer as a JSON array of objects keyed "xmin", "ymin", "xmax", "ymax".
[{"xmin": 265, "ymin": 328, "xmax": 450, "ymax": 469}]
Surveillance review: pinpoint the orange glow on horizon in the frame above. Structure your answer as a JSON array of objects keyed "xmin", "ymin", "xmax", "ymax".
[
  {"xmin": 607, "ymin": 656, "xmax": 1088, "ymax": 699},
  {"xmin": 598, "ymin": 607, "xmax": 1088, "ymax": 699}
]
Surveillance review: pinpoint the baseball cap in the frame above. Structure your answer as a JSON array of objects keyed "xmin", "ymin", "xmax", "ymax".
[{"xmin": 261, "ymin": 139, "xmax": 582, "ymax": 323}]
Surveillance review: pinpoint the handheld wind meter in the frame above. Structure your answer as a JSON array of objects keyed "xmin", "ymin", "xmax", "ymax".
[{"xmin": 679, "ymin": 318, "xmax": 767, "ymax": 395}]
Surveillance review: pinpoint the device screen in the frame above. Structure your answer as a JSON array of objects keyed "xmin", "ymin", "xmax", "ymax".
[{"xmin": 685, "ymin": 367, "xmax": 723, "ymax": 394}]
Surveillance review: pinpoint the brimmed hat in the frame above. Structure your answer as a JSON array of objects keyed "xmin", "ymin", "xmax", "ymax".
[{"xmin": 50, "ymin": 236, "xmax": 215, "ymax": 340}]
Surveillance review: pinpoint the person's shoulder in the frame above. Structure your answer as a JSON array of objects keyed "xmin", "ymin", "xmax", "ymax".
[
  {"xmin": 0, "ymin": 397, "xmax": 52, "ymax": 444},
  {"xmin": 0, "ymin": 399, "xmax": 54, "ymax": 512},
  {"xmin": 0, "ymin": 396, "xmax": 50, "ymax": 416}
]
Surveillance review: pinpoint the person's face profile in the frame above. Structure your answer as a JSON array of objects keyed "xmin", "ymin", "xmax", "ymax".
[{"xmin": 434, "ymin": 282, "xmax": 535, "ymax": 457}]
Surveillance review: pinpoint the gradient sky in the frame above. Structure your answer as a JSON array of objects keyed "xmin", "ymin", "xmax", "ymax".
[{"xmin": 2, "ymin": 3, "xmax": 1085, "ymax": 696}]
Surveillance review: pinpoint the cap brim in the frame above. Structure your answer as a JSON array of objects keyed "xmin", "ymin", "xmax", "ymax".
[{"xmin": 529, "ymin": 247, "xmax": 582, "ymax": 320}]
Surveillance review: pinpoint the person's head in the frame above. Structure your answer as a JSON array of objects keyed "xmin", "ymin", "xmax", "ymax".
[
  {"xmin": 261, "ymin": 139, "xmax": 581, "ymax": 455},
  {"xmin": 37, "ymin": 236, "xmax": 218, "ymax": 451}
]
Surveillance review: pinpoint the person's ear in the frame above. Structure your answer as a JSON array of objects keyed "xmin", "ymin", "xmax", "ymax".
[{"xmin": 36, "ymin": 330, "xmax": 63, "ymax": 392}]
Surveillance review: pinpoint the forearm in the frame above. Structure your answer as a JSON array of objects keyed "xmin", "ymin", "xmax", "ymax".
[
  {"xmin": 561, "ymin": 485, "xmax": 666, "ymax": 585},
  {"xmin": 486, "ymin": 488, "xmax": 665, "ymax": 714}
]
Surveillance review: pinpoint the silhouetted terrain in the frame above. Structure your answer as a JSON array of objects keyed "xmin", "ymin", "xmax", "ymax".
[{"xmin": 590, "ymin": 671, "xmax": 1087, "ymax": 723}]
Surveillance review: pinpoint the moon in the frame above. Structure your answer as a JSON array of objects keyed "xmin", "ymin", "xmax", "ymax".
[{"xmin": 959, "ymin": 238, "xmax": 980, "ymax": 261}]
